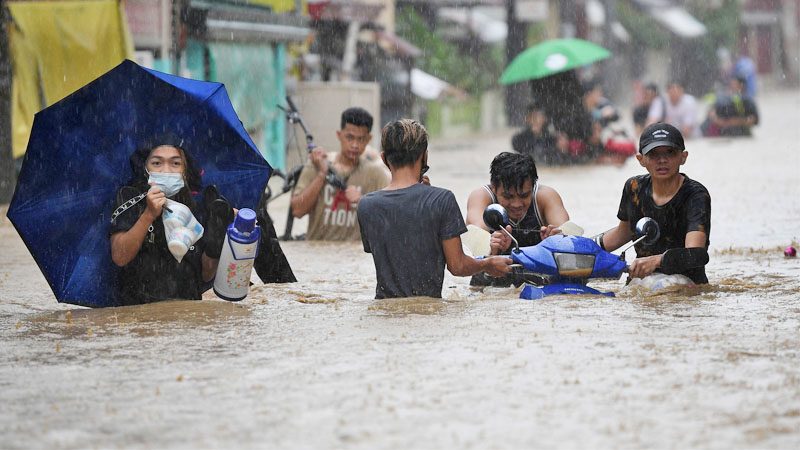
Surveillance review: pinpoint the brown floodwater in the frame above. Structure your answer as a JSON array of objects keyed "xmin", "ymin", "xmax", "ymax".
[{"xmin": 1, "ymin": 90, "xmax": 798, "ymax": 449}]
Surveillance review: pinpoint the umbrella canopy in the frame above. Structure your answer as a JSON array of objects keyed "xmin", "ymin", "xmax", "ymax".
[
  {"xmin": 499, "ymin": 38, "xmax": 611, "ymax": 85},
  {"xmin": 7, "ymin": 60, "xmax": 272, "ymax": 307}
]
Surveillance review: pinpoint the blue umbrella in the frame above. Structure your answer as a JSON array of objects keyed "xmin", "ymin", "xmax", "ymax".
[{"xmin": 7, "ymin": 60, "xmax": 272, "ymax": 307}]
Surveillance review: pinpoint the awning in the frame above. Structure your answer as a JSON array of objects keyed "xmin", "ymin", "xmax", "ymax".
[
  {"xmin": 586, "ymin": 0, "xmax": 630, "ymax": 42},
  {"xmin": 307, "ymin": 0, "xmax": 384, "ymax": 22},
  {"xmin": 410, "ymin": 68, "xmax": 465, "ymax": 100},
  {"xmin": 438, "ymin": 7, "xmax": 507, "ymax": 43},
  {"xmin": 205, "ymin": 19, "xmax": 310, "ymax": 42},
  {"xmin": 630, "ymin": 0, "xmax": 707, "ymax": 38},
  {"xmin": 190, "ymin": 0, "xmax": 310, "ymax": 42},
  {"xmin": 375, "ymin": 30, "xmax": 422, "ymax": 59}
]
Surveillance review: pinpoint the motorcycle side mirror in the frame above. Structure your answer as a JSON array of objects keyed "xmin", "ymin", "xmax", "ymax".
[
  {"xmin": 618, "ymin": 217, "xmax": 661, "ymax": 258},
  {"xmin": 482, "ymin": 204, "xmax": 520, "ymax": 254},
  {"xmin": 634, "ymin": 217, "xmax": 660, "ymax": 246},
  {"xmin": 483, "ymin": 204, "xmax": 508, "ymax": 231}
]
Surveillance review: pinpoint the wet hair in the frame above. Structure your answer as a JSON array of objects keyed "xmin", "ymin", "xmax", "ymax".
[
  {"xmin": 582, "ymin": 79, "xmax": 601, "ymax": 95},
  {"xmin": 381, "ymin": 119, "xmax": 428, "ymax": 168},
  {"xmin": 490, "ymin": 152, "xmax": 538, "ymax": 191},
  {"xmin": 525, "ymin": 102, "xmax": 545, "ymax": 115},
  {"xmin": 341, "ymin": 107, "xmax": 373, "ymax": 132}
]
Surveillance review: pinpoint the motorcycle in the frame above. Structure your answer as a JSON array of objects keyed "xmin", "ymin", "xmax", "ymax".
[{"xmin": 482, "ymin": 204, "xmax": 660, "ymax": 299}]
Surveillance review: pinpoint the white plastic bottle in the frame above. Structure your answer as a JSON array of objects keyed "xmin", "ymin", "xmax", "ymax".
[{"xmin": 213, "ymin": 208, "xmax": 261, "ymax": 301}]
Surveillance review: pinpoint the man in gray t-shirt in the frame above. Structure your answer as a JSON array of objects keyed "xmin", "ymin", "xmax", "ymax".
[{"xmin": 358, "ymin": 119, "xmax": 511, "ymax": 299}]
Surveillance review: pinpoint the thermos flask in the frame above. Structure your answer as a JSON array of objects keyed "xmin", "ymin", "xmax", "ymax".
[{"xmin": 213, "ymin": 208, "xmax": 261, "ymax": 301}]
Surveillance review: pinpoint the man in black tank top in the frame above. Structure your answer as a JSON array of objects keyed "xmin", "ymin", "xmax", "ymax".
[
  {"xmin": 465, "ymin": 152, "xmax": 570, "ymax": 286},
  {"xmin": 596, "ymin": 123, "xmax": 711, "ymax": 284}
]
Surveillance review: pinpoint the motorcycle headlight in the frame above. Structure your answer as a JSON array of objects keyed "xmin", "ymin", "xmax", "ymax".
[{"xmin": 553, "ymin": 252, "xmax": 595, "ymax": 278}]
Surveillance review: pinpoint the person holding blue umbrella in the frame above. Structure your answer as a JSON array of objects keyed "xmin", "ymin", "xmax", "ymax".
[
  {"xmin": 7, "ymin": 60, "xmax": 295, "ymax": 308},
  {"xmin": 500, "ymin": 39, "xmax": 613, "ymax": 164},
  {"xmin": 109, "ymin": 135, "xmax": 234, "ymax": 306}
]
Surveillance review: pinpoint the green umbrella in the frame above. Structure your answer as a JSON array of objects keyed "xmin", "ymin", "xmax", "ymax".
[{"xmin": 499, "ymin": 38, "xmax": 611, "ymax": 85}]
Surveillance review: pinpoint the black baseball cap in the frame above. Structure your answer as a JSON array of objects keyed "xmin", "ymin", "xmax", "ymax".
[{"xmin": 639, "ymin": 122, "xmax": 685, "ymax": 155}]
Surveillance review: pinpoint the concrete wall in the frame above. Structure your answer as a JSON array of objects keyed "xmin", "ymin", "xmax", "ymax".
[{"xmin": 286, "ymin": 81, "xmax": 381, "ymax": 169}]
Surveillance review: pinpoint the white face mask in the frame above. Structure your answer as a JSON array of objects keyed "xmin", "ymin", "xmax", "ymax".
[{"xmin": 147, "ymin": 171, "xmax": 185, "ymax": 198}]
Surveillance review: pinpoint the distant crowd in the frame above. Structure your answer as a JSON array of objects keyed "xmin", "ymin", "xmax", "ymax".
[
  {"xmin": 511, "ymin": 70, "xmax": 759, "ymax": 168},
  {"xmin": 633, "ymin": 75, "xmax": 758, "ymax": 140}
]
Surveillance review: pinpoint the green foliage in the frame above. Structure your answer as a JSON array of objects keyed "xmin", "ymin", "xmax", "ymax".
[
  {"xmin": 526, "ymin": 22, "xmax": 548, "ymax": 46},
  {"xmin": 687, "ymin": 0, "xmax": 740, "ymax": 61},
  {"xmin": 396, "ymin": 7, "xmax": 503, "ymax": 96},
  {"xmin": 616, "ymin": 0, "xmax": 740, "ymax": 56},
  {"xmin": 425, "ymin": 97, "xmax": 482, "ymax": 137}
]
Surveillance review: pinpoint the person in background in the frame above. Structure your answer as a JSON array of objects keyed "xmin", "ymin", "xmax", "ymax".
[
  {"xmin": 357, "ymin": 119, "xmax": 512, "ymax": 299},
  {"xmin": 291, "ymin": 107, "xmax": 390, "ymax": 241},
  {"xmin": 511, "ymin": 103, "xmax": 566, "ymax": 166},
  {"xmin": 583, "ymin": 79, "xmax": 636, "ymax": 165},
  {"xmin": 734, "ymin": 55, "xmax": 758, "ymax": 98},
  {"xmin": 701, "ymin": 75, "xmax": 759, "ymax": 137},
  {"xmin": 647, "ymin": 80, "xmax": 701, "ymax": 138},
  {"xmin": 633, "ymin": 82, "xmax": 663, "ymax": 136},
  {"xmin": 583, "ymin": 79, "xmax": 620, "ymax": 129},
  {"xmin": 531, "ymin": 70, "xmax": 593, "ymax": 164},
  {"xmin": 595, "ymin": 123, "xmax": 711, "ymax": 284}
]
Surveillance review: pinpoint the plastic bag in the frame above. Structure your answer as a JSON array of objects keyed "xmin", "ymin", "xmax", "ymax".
[
  {"xmin": 625, "ymin": 273, "xmax": 694, "ymax": 292},
  {"xmin": 162, "ymin": 199, "xmax": 204, "ymax": 263}
]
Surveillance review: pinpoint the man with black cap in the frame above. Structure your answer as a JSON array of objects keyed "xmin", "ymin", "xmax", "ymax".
[{"xmin": 593, "ymin": 123, "xmax": 711, "ymax": 283}]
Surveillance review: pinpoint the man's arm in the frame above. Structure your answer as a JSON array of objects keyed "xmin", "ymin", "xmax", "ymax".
[
  {"xmin": 717, "ymin": 115, "xmax": 756, "ymax": 128},
  {"xmin": 290, "ymin": 147, "xmax": 329, "ymax": 218},
  {"xmin": 597, "ymin": 220, "xmax": 633, "ymax": 252},
  {"xmin": 536, "ymin": 185, "xmax": 569, "ymax": 239},
  {"xmin": 465, "ymin": 187, "xmax": 493, "ymax": 232},
  {"xmin": 348, "ymin": 164, "xmax": 391, "ymax": 205},
  {"xmin": 629, "ymin": 230, "xmax": 708, "ymax": 278},
  {"xmin": 290, "ymin": 169, "xmax": 326, "ymax": 218},
  {"xmin": 442, "ymin": 236, "xmax": 511, "ymax": 277}
]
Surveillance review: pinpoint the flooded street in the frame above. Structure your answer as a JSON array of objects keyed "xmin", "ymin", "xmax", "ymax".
[{"xmin": 1, "ymin": 89, "xmax": 799, "ymax": 449}]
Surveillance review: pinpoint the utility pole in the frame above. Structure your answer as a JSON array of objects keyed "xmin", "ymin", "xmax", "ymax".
[
  {"xmin": 505, "ymin": 0, "xmax": 527, "ymax": 127},
  {"xmin": 603, "ymin": 0, "xmax": 622, "ymax": 100},
  {"xmin": 171, "ymin": 0, "xmax": 182, "ymax": 75},
  {"xmin": 0, "ymin": 0, "xmax": 16, "ymax": 204}
]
